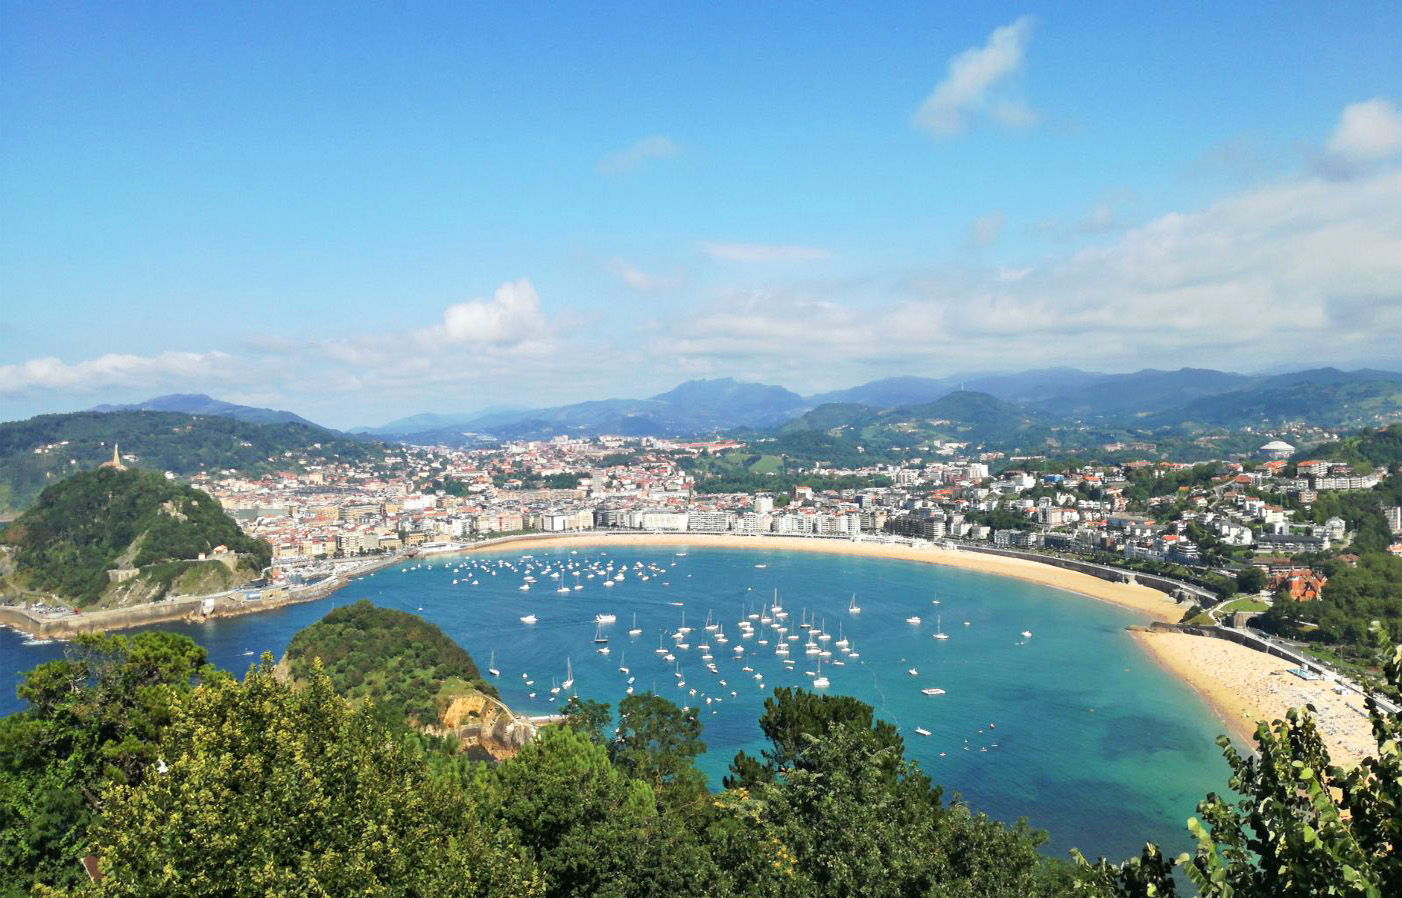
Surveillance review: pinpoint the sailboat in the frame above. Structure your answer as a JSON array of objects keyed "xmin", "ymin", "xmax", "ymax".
[
  {"xmin": 561, "ymin": 658, "xmax": 574, "ymax": 691},
  {"xmin": 628, "ymin": 613, "xmax": 642, "ymax": 637},
  {"xmin": 933, "ymin": 615, "xmax": 949, "ymax": 641},
  {"xmin": 487, "ymin": 651, "xmax": 500, "ymax": 677},
  {"xmin": 618, "ymin": 652, "xmax": 629, "ymax": 675},
  {"xmin": 594, "ymin": 621, "xmax": 609, "ymax": 644},
  {"xmin": 848, "ymin": 593, "xmax": 861, "ymax": 615},
  {"xmin": 812, "ymin": 658, "xmax": 830, "ymax": 689}
]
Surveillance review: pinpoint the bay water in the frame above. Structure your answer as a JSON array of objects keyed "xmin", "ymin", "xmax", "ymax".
[{"xmin": 1, "ymin": 544, "xmax": 1236, "ymax": 863}]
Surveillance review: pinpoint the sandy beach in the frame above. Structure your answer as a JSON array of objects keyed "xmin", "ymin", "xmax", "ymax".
[
  {"xmin": 1132, "ymin": 630, "xmax": 1375, "ymax": 768},
  {"xmin": 459, "ymin": 532, "xmax": 1187, "ymax": 623}
]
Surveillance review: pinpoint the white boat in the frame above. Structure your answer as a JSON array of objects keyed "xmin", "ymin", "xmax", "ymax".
[
  {"xmin": 848, "ymin": 593, "xmax": 861, "ymax": 615},
  {"xmin": 520, "ymin": 614, "xmax": 537, "ymax": 624},
  {"xmin": 812, "ymin": 659, "xmax": 830, "ymax": 689},
  {"xmin": 906, "ymin": 616, "xmax": 921, "ymax": 625},
  {"xmin": 754, "ymin": 563, "xmax": 767, "ymax": 569},
  {"xmin": 933, "ymin": 615, "xmax": 949, "ymax": 641},
  {"xmin": 628, "ymin": 613, "xmax": 642, "ymax": 637},
  {"xmin": 594, "ymin": 622, "xmax": 609, "ymax": 644},
  {"xmin": 1021, "ymin": 630, "xmax": 1033, "ymax": 639},
  {"xmin": 922, "ymin": 687, "xmax": 946, "ymax": 696},
  {"xmin": 597, "ymin": 646, "xmax": 610, "ymax": 656},
  {"xmin": 596, "ymin": 613, "xmax": 617, "ymax": 624},
  {"xmin": 561, "ymin": 658, "xmax": 574, "ymax": 691},
  {"xmin": 915, "ymin": 727, "xmax": 932, "ymax": 737},
  {"xmin": 908, "ymin": 668, "xmax": 918, "ymax": 676},
  {"xmin": 488, "ymin": 651, "xmax": 500, "ymax": 677}
]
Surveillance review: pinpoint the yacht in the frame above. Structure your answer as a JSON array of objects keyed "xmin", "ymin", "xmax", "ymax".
[
  {"xmin": 915, "ymin": 727, "xmax": 932, "ymax": 737},
  {"xmin": 487, "ymin": 651, "xmax": 500, "ymax": 678},
  {"xmin": 595, "ymin": 613, "xmax": 617, "ymax": 624},
  {"xmin": 519, "ymin": 614, "xmax": 537, "ymax": 625},
  {"xmin": 933, "ymin": 616, "xmax": 950, "ymax": 641},
  {"xmin": 921, "ymin": 687, "xmax": 946, "ymax": 696},
  {"xmin": 628, "ymin": 613, "xmax": 642, "ymax": 637},
  {"xmin": 848, "ymin": 593, "xmax": 861, "ymax": 615},
  {"xmin": 1021, "ymin": 630, "xmax": 1033, "ymax": 639},
  {"xmin": 906, "ymin": 616, "xmax": 921, "ymax": 625},
  {"xmin": 561, "ymin": 658, "xmax": 574, "ymax": 691}
]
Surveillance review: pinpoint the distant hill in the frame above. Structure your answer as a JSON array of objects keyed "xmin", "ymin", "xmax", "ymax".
[
  {"xmin": 391, "ymin": 377, "xmax": 808, "ymax": 444},
  {"xmin": 355, "ymin": 406, "xmax": 530, "ymax": 437},
  {"xmin": 775, "ymin": 391, "xmax": 1057, "ymax": 458},
  {"xmin": 91, "ymin": 393, "xmax": 326, "ymax": 429},
  {"xmin": 1146, "ymin": 379, "xmax": 1402, "ymax": 429},
  {"xmin": 1025, "ymin": 368, "xmax": 1251, "ymax": 419},
  {"xmin": 0, "ymin": 410, "xmax": 388, "ymax": 513},
  {"xmin": 0, "ymin": 467, "xmax": 270, "ymax": 607},
  {"xmin": 806, "ymin": 368, "xmax": 1105, "ymax": 409},
  {"xmin": 283, "ymin": 600, "xmax": 498, "ymax": 727}
]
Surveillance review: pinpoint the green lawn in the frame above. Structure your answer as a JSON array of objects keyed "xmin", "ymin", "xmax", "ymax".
[{"xmin": 1219, "ymin": 597, "xmax": 1270, "ymax": 614}]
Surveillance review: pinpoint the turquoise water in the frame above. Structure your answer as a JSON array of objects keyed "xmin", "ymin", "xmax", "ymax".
[{"xmin": 0, "ymin": 545, "xmax": 1235, "ymax": 862}]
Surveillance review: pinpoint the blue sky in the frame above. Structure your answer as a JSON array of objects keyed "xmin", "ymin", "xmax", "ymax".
[{"xmin": 3, "ymin": 2, "xmax": 1400, "ymax": 427}]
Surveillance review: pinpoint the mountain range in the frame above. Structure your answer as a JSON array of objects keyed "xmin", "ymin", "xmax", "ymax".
[
  {"xmin": 346, "ymin": 366, "xmax": 1402, "ymax": 444},
  {"xmin": 43, "ymin": 366, "xmax": 1402, "ymax": 450}
]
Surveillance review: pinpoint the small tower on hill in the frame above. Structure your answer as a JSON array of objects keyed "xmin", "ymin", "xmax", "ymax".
[{"xmin": 99, "ymin": 443, "xmax": 127, "ymax": 471}]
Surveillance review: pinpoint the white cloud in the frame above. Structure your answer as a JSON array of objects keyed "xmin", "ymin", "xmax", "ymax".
[
  {"xmin": 698, "ymin": 241, "xmax": 829, "ymax": 263},
  {"xmin": 655, "ymin": 166, "xmax": 1402, "ymax": 377},
  {"xmin": 421, "ymin": 278, "xmax": 548, "ymax": 347},
  {"xmin": 914, "ymin": 16, "xmax": 1036, "ymax": 138},
  {"xmin": 0, "ymin": 351, "xmax": 234, "ymax": 394},
  {"xmin": 608, "ymin": 258, "xmax": 677, "ymax": 290},
  {"xmin": 597, "ymin": 135, "xmax": 681, "ymax": 175},
  {"xmin": 1326, "ymin": 98, "xmax": 1402, "ymax": 164},
  {"xmin": 966, "ymin": 211, "xmax": 1005, "ymax": 248}
]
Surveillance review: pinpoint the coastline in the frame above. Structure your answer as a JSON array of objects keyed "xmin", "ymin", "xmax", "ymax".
[
  {"xmin": 2, "ymin": 532, "xmax": 1184, "ymax": 639},
  {"xmin": 0, "ymin": 554, "xmax": 401, "ymax": 641},
  {"xmin": 456, "ymin": 532, "xmax": 1189, "ymax": 623},
  {"xmin": 1131, "ymin": 629, "xmax": 1374, "ymax": 769},
  {"xmin": 5, "ymin": 529, "xmax": 1369, "ymax": 765}
]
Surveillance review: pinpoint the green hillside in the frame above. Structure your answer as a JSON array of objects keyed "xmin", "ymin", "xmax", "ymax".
[
  {"xmin": 769, "ymin": 390, "xmax": 1060, "ymax": 461},
  {"xmin": 1294, "ymin": 422, "xmax": 1402, "ymax": 468},
  {"xmin": 0, "ymin": 467, "xmax": 270, "ymax": 606},
  {"xmin": 284, "ymin": 600, "xmax": 498, "ymax": 726},
  {"xmin": 0, "ymin": 410, "xmax": 388, "ymax": 513},
  {"xmin": 1147, "ymin": 380, "xmax": 1402, "ymax": 430}
]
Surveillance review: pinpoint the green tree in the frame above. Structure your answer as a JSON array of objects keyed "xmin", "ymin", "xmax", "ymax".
[
  {"xmin": 71, "ymin": 658, "xmax": 540, "ymax": 897},
  {"xmin": 561, "ymin": 696, "xmax": 613, "ymax": 745},
  {"xmin": 477, "ymin": 724, "xmax": 716, "ymax": 898},
  {"xmin": 1235, "ymin": 566, "xmax": 1266, "ymax": 595},
  {"xmin": 0, "ymin": 631, "xmax": 214, "ymax": 897},
  {"xmin": 609, "ymin": 693, "xmax": 706, "ymax": 798},
  {"xmin": 726, "ymin": 687, "xmax": 904, "ymax": 788}
]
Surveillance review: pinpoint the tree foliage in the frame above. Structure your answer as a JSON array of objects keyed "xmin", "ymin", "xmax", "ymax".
[
  {"xmin": 70, "ymin": 659, "xmax": 541, "ymax": 898},
  {"xmin": 0, "ymin": 631, "xmax": 215, "ymax": 897}
]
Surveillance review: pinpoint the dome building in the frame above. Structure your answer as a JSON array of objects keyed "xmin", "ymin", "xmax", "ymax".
[{"xmin": 1257, "ymin": 439, "xmax": 1295, "ymax": 460}]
